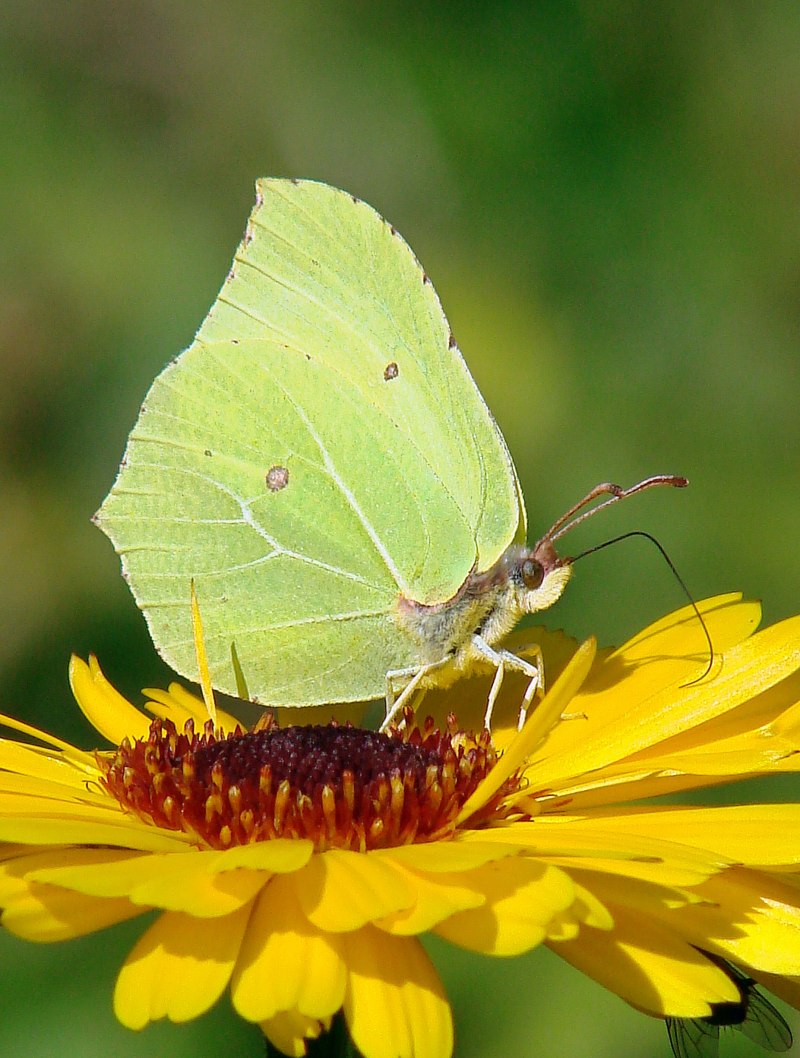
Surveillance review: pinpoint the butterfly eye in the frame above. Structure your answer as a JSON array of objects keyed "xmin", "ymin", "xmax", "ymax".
[{"xmin": 521, "ymin": 558, "xmax": 544, "ymax": 590}]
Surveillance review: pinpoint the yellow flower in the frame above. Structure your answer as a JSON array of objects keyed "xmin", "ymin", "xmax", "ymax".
[{"xmin": 1, "ymin": 593, "xmax": 800, "ymax": 1058}]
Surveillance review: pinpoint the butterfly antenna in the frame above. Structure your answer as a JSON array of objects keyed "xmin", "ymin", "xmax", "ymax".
[
  {"xmin": 570, "ymin": 530, "xmax": 714, "ymax": 683},
  {"xmin": 544, "ymin": 475, "xmax": 688, "ymax": 544}
]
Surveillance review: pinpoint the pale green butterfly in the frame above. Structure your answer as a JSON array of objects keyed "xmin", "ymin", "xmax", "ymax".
[{"xmin": 97, "ymin": 179, "xmax": 684, "ymax": 727}]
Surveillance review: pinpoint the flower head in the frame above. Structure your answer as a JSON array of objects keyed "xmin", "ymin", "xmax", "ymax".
[{"xmin": 2, "ymin": 594, "xmax": 800, "ymax": 1058}]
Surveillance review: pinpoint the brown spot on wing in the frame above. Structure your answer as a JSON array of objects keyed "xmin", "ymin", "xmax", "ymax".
[{"xmin": 266, "ymin": 465, "xmax": 289, "ymax": 492}]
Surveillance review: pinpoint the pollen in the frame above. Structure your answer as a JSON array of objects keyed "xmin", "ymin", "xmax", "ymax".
[{"xmin": 99, "ymin": 710, "xmax": 519, "ymax": 851}]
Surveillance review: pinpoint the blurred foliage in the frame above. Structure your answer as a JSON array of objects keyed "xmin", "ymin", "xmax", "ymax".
[{"xmin": 1, "ymin": 2, "xmax": 799, "ymax": 1056}]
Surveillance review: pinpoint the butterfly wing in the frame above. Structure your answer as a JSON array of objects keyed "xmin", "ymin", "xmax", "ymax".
[
  {"xmin": 737, "ymin": 983, "xmax": 793, "ymax": 1052},
  {"xmin": 97, "ymin": 180, "xmax": 524, "ymax": 705},
  {"xmin": 666, "ymin": 1016, "xmax": 720, "ymax": 1058},
  {"xmin": 666, "ymin": 971, "xmax": 792, "ymax": 1058}
]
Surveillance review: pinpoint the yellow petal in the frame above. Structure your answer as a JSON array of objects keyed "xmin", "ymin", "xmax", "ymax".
[
  {"xmin": 556, "ymin": 805, "xmax": 800, "ymax": 867},
  {"xmin": 551, "ymin": 904, "xmax": 741, "ymax": 1016},
  {"xmin": 261, "ymin": 1009, "xmax": 330, "ymax": 1057},
  {"xmin": 0, "ymin": 740, "xmax": 98, "ymax": 789},
  {"xmin": 434, "ymin": 857, "xmax": 574, "ymax": 955},
  {"xmin": 0, "ymin": 804, "xmax": 191, "ymax": 853},
  {"xmin": 634, "ymin": 665, "xmax": 800, "ymax": 756},
  {"xmin": 476, "ymin": 820, "xmax": 723, "ymax": 886},
  {"xmin": 685, "ymin": 868, "xmax": 800, "ymax": 975},
  {"xmin": 209, "ymin": 840, "xmax": 314, "ymax": 873},
  {"xmin": 3, "ymin": 887, "xmax": 142, "ymax": 941},
  {"xmin": 0, "ymin": 711, "xmax": 97, "ymax": 768},
  {"xmin": 541, "ymin": 767, "xmax": 753, "ymax": 811},
  {"xmin": 376, "ymin": 838, "xmax": 522, "ymax": 873},
  {"xmin": 114, "ymin": 906, "xmax": 249, "ymax": 1028},
  {"xmin": 554, "ymin": 671, "xmax": 800, "ymax": 806},
  {"xmin": 24, "ymin": 847, "xmax": 144, "ymax": 884},
  {"xmin": 566, "ymin": 867, "xmax": 707, "ymax": 916},
  {"xmin": 373, "ymin": 841, "xmax": 536, "ymax": 936},
  {"xmin": 143, "ymin": 683, "xmax": 242, "ymax": 735},
  {"xmin": 751, "ymin": 971, "xmax": 800, "ymax": 1011},
  {"xmin": 232, "ymin": 875, "xmax": 346, "ymax": 1022},
  {"xmin": 529, "ymin": 612, "xmax": 800, "ymax": 791},
  {"xmin": 69, "ymin": 655, "xmax": 151, "ymax": 744},
  {"xmin": 342, "ymin": 927, "xmax": 452, "ymax": 1058},
  {"xmin": 164, "ymin": 681, "xmax": 212, "ymax": 717},
  {"xmin": 558, "ymin": 742, "xmax": 792, "ymax": 804},
  {"xmin": 0, "ymin": 768, "xmax": 110, "ymax": 805},
  {"xmin": 0, "ymin": 788, "xmax": 122, "ymax": 820},
  {"xmin": 142, "ymin": 689, "xmax": 207, "ymax": 730},
  {"xmin": 616, "ymin": 593, "xmax": 757, "ymax": 658},
  {"xmin": 512, "ymin": 765, "xmax": 673, "ymax": 810},
  {"xmin": 294, "ymin": 850, "xmax": 415, "ymax": 932},
  {"xmin": 375, "ymin": 864, "xmax": 486, "ymax": 935},
  {"xmin": 1, "ymin": 845, "xmax": 121, "ymax": 875},
  {"xmin": 772, "ymin": 692, "xmax": 800, "ymax": 741},
  {"xmin": 275, "ymin": 701, "xmax": 369, "ymax": 728},
  {"xmin": 0, "ymin": 847, "xmax": 143, "ymax": 941},
  {"xmin": 533, "ymin": 596, "xmax": 756, "ymax": 774},
  {"xmin": 650, "ymin": 738, "xmax": 800, "ymax": 778},
  {"xmin": 0, "ymin": 847, "xmax": 53, "ymax": 903},
  {"xmin": 29, "ymin": 848, "xmax": 268, "ymax": 917},
  {"xmin": 603, "ymin": 721, "xmax": 800, "ymax": 791},
  {"xmin": 544, "ymin": 881, "xmax": 615, "ymax": 941}
]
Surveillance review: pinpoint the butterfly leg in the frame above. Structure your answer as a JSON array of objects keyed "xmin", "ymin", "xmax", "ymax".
[
  {"xmin": 513, "ymin": 643, "xmax": 544, "ymax": 729},
  {"xmin": 382, "ymin": 657, "xmax": 448, "ymax": 731},
  {"xmin": 471, "ymin": 636, "xmax": 543, "ymax": 731},
  {"xmin": 484, "ymin": 658, "xmax": 506, "ymax": 731}
]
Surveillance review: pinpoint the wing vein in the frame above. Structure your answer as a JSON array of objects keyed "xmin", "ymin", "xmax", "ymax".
[
  {"xmin": 247, "ymin": 364, "xmax": 410, "ymax": 593},
  {"xmin": 113, "ymin": 459, "xmax": 385, "ymax": 589}
]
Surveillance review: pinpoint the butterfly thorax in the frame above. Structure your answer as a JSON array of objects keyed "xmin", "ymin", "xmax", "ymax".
[{"xmin": 394, "ymin": 541, "xmax": 572, "ymax": 681}]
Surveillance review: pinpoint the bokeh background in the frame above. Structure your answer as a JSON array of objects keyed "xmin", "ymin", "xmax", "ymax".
[{"xmin": 1, "ymin": 3, "xmax": 799, "ymax": 1056}]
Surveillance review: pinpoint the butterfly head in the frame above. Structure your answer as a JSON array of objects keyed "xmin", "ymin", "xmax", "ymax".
[{"xmin": 504, "ymin": 540, "xmax": 573, "ymax": 617}]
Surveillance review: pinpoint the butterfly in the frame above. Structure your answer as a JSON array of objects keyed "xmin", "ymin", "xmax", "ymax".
[{"xmin": 97, "ymin": 179, "xmax": 684, "ymax": 724}]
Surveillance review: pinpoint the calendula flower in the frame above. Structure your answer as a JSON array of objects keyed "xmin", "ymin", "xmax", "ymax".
[{"xmin": 1, "ymin": 593, "xmax": 800, "ymax": 1058}]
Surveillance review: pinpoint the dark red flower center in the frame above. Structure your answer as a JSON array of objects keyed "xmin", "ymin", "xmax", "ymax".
[{"xmin": 100, "ymin": 712, "xmax": 520, "ymax": 852}]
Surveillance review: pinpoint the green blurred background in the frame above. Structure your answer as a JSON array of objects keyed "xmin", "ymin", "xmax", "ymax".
[{"xmin": 1, "ymin": 3, "xmax": 799, "ymax": 1056}]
